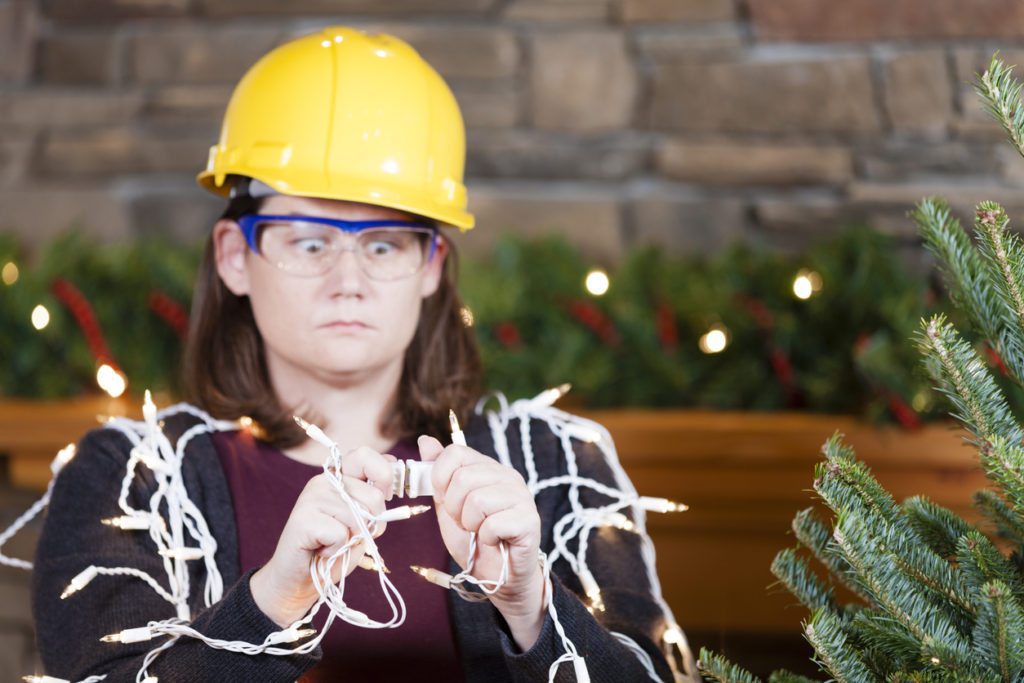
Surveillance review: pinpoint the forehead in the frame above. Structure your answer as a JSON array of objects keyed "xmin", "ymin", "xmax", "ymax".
[{"xmin": 261, "ymin": 194, "xmax": 417, "ymax": 223}]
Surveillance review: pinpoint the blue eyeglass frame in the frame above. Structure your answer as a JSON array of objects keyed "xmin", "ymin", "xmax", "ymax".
[{"xmin": 236, "ymin": 214, "xmax": 440, "ymax": 263}]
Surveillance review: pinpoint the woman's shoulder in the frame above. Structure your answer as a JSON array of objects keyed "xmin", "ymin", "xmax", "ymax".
[
  {"xmin": 465, "ymin": 390, "xmax": 619, "ymax": 479},
  {"xmin": 61, "ymin": 401, "xmax": 229, "ymax": 480}
]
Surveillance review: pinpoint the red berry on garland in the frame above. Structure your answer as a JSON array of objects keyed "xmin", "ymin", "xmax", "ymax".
[
  {"xmin": 655, "ymin": 301, "xmax": 678, "ymax": 351},
  {"xmin": 495, "ymin": 321, "xmax": 522, "ymax": 348}
]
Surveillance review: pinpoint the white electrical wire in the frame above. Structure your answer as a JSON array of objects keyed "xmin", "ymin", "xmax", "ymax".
[{"xmin": 12, "ymin": 386, "xmax": 696, "ymax": 682}]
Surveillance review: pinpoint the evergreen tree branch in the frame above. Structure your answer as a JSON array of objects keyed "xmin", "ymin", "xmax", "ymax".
[
  {"xmin": 792, "ymin": 507, "xmax": 868, "ymax": 602},
  {"xmin": 973, "ymin": 580, "xmax": 1024, "ymax": 680},
  {"xmin": 831, "ymin": 513, "xmax": 974, "ymax": 668},
  {"xmin": 913, "ymin": 198, "xmax": 1006, "ymax": 358},
  {"xmin": 803, "ymin": 608, "xmax": 873, "ymax": 683},
  {"xmin": 976, "ymin": 54, "xmax": 1024, "ymax": 161},
  {"xmin": 956, "ymin": 529, "xmax": 1024, "ymax": 604},
  {"xmin": 771, "ymin": 547, "xmax": 837, "ymax": 614},
  {"xmin": 978, "ymin": 435, "xmax": 1024, "ymax": 515},
  {"xmin": 767, "ymin": 672, "xmax": 821, "ymax": 683},
  {"xmin": 903, "ymin": 496, "xmax": 975, "ymax": 559},
  {"xmin": 971, "ymin": 201, "xmax": 1024, "ymax": 387},
  {"xmin": 973, "ymin": 489, "xmax": 1024, "ymax": 545},
  {"xmin": 697, "ymin": 648, "xmax": 762, "ymax": 683},
  {"xmin": 917, "ymin": 315, "xmax": 1022, "ymax": 445}
]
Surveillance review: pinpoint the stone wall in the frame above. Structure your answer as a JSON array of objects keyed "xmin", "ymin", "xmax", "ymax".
[
  {"xmin": 3, "ymin": 0, "xmax": 1024, "ymax": 268},
  {"xmin": 5, "ymin": 2, "xmax": 1024, "ymax": 678}
]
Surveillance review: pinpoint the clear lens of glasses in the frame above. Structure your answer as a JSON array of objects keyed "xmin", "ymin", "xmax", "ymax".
[{"xmin": 255, "ymin": 219, "xmax": 434, "ymax": 281}]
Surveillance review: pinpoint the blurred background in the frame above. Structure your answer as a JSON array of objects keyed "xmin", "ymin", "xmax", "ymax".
[{"xmin": 4, "ymin": 0, "xmax": 1024, "ymax": 679}]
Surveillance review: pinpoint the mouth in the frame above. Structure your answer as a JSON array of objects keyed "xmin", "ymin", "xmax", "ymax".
[{"xmin": 321, "ymin": 320, "xmax": 371, "ymax": 330}]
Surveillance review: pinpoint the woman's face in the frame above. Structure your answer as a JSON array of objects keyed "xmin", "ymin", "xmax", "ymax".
[{"xmin": 214, "ymin": 193, "xmax": 448, "ymax": 386}]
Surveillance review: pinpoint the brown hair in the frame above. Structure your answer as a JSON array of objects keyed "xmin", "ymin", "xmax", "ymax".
[{"xmin": 182, "ymin": 194, "xmax": 483, "ymax": 449}]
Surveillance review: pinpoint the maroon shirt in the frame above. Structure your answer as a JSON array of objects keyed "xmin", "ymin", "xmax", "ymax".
[{"xmin": 212, "ymin": 429, "xmax": 464, "ymax": 682}]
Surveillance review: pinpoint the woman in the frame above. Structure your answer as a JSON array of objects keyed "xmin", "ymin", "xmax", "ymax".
[{"xmin": 30, "ymin": 26, "xmax": 694, "ymax": 683}]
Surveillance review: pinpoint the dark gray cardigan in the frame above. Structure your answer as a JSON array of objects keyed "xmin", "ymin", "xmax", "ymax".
[{"xmin": 32, "ymin": 408, "xmax": 676, "ymax": 682}]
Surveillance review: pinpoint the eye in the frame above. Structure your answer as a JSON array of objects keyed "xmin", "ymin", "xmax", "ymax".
[
  {"xmin": 367, "ymin": 239, "xmax": 399, "ymax": 256},
  {"xmin": 291, "ymin": 237, "xmax": 328, "ymax": 255}
]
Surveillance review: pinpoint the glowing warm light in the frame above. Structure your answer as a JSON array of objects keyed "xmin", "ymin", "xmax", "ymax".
[
  {"xmin": 912, "ymin": 390, "xmax": 932, "ymax": 412},
  {"xmin": 698, "ymin": 325, "xmax": 729, "ymax": 354},
  {"xmin": 239, "ymin": 416, "xmax": 253, "ymax": 430},
  {"xmin": 2, "ymin": 261, "xmax": 18, "ymax": 285},
  {"xmin": 460, "ymin": 305, "xmax": 474, "ymax": 327},
  {"xmin": 56, "ymin": 444, "xmax": 76, "ymax": 467},
  {"xmin": 31, "ymin": 305, "xmax": 50, "ymax": 330},
  {"xmin": 96, "ymin": 363, "xmax": 127, "ymax": 398},
  {"xmin": 663, "ymin": 625, "xmax": 684, "ymax": 644},
  {"xmin": 793, "ymin": 269, "xmax": 823, "ymax": 300},
  {"xmin": 584, "ymin": 269, "xmax": 610, "ymax": 296}
]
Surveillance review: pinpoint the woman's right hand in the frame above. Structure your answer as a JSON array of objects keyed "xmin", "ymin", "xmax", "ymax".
[{"xmin": 249, "ymin": 446, "xmax": 395, "ymax": 627}]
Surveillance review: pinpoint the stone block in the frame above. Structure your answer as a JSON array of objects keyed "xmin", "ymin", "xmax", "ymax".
[
  {"xmin": 633, "ymin": 24, "xmax": 744, "ymax": 63},
  {"xmin": 0, "ymin": 0, "xmax": 38, "ymax": 84},
  {"xmin": 529, "ymin": 30, "xmax": 638, "ymax": 132},
  {"xmin": 467, "ymin": 130, "xmax": 650, "ymax": 179},
  {"xmin": 36, "ymin": 126, "xmax": 215, "ymax": 176},
  {"xmin": 200, "ymin": 0, "xmax": 497, "ymax": 16},
  {"xmin": 127, "ymin": 185, "xmax": 225, "ymax": 242},
  {"xmin": 650, "ymin": 57, "xmax": 881, "ymax": 134},
  {"xmin": 143, "ymin": 84, "xmax": 233, "ymax": 124},
  {"xmin": 36, "ymin": 31, "xmax": 118, "ymax": 85},
  {"xmin": 998, "ymin": 145, "xmax": 1024, "ymax": 187},
  {"xmin": 460, "ymin": 182, "xmax": 623, "ymax": 263},
  {"xmin": 351, "ymin": 24, "xmax": 519, "ymax": 81},
  {"xmin": 949, "ymin": 47, "xmax": 1024, "ymax": 87},
  {"xmin": 503, "ymin": 0, "xmax": 610, "ymax": 22},
  {"xmin": 953, "ymin": 87, "xmax": 1005, "ymax": 140},
  {"xmin": 848, "ymin": 181, "xmax": 1024, "ymax": 236},
  {"xmin": 754, "ymin": 196, "xmax": 867, "ymax": 240},
  {"xmin": 621, "ymin": 0, "xmax": 735, "ymax": 23},
  {"xmin": 0, "ymin": 90, "xmax": 143, "ymax": 127},
  {"xmin": 129, "ymin": 25, "xmax": 283, "ymax": 84},
  {"xmin": 451, "ymin": 81, "xmax": 520, "ymax": 129},
  {"xmin": 627, "ymin": 188, "xmax": 749, "ymax": 254},
  {"xmin": 655, "ymin": 140, "xmax": 852, "ymax": 186},
  {"xmin": 42, "ymin": 0, "xmax": 189, "ymax": 22},
  {"xmin": 0, "ymin": 186, "xmax": 132, "ymax": 248},
  {"xmin": 883, "ymin": 50, "xmax": 953, "ymax": 132},
  {"xmin": 858, "ymin": 141, "xmax": 999, "ymax": 181},
  {"xmin": 0, "ymin": 131, "xmax": 34, "ymax": 187},
  {"xmin": 748, "ymin": 0, "xmax": 1024, "ymax": 41}
]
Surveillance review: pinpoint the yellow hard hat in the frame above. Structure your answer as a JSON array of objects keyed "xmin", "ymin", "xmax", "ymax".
[{"xmin": 197, "ymin": 26, "xmax": 474, "ymax": 231}]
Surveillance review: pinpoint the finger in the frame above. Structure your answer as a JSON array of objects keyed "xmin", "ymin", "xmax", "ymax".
[
  {"xmin": 303, "ymin": 511, "xmax": 352, "ymax": 557},
  {"xmin": 443, "ymin": 463, "xmax": 509, "ymax": 523},
  {"xmin": 417, "ymin": 434, "xmax": 445, "ymax": 462},
  {"xmin": 429, "ymin": 444, "xmax": 491, "ymax": 500},
  {"xmin": 342, "ymin": 476, "xmax": 388, "ymax": 517},
  {"xmin": 477, "ymin": 504, "xmax": 541, "ymax": 548},
  {"xmin": 459, "ymin": 483, "xmax": 523, "ymax": 534},
  {"xmin": 341, "ymin": 446, "xmax": 395, "ymax": 500}
]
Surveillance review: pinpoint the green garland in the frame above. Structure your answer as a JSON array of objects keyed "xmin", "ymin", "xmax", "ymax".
[{"xmin": 1, "ymin": 225, "xmax": 1007, "ymax": 425}]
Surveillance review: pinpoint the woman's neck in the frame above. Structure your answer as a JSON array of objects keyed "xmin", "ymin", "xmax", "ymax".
[{"xmin": 268, "ymin": 353, "xmax": 404, "ymax": 463}]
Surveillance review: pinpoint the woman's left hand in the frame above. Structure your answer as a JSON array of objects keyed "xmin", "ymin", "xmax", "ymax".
[{"xmin": 417, "ymin": 435, "xmax": 546, "ymax": 650}]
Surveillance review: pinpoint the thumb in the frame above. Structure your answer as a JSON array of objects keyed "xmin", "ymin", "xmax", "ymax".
[{"xmin": 417, "ymin": 434, "xmax": 445, "ymax": 462}]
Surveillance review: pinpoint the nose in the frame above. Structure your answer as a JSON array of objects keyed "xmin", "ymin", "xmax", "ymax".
[{"xmin": 326, "ymin": 245, "xmax": 367, "ymax": 298}]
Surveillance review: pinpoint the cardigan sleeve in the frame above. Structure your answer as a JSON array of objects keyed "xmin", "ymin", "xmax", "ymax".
[
  {"xmin": 489, "ymin": 418, "xmax": 684, "ymax": 683},
  {"xmin": 31, "ymin": 427, "xmax": 321, "ymax": 683}
]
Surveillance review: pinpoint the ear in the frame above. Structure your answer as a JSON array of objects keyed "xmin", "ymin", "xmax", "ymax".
[
  {"xmin": 213, "ymin": 219, "xmax": 252, "ymax": 297},
  {"xmin": 419, "ymin": 234, "xmax": 449, "ymax": 299}
]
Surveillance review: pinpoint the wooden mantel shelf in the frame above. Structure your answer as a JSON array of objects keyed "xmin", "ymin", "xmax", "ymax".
[{"xmin": 0, "ymin": 397, "xmax": 984, "ymax": 634}]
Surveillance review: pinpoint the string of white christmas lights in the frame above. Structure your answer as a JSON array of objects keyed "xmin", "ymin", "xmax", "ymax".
[{"xmin": 10, "ymin": 385, "xmax": 696, "ymax": 682}]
